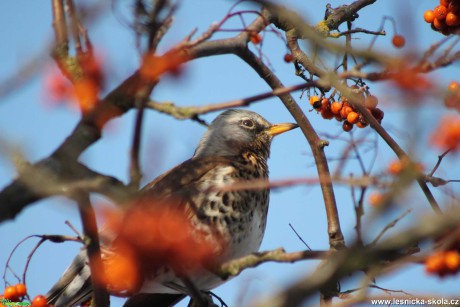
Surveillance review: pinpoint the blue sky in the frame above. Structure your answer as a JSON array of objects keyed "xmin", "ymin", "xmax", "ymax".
[{"xmin": 1, "ymin": 1, "xmax": 460, "ymax": 306}]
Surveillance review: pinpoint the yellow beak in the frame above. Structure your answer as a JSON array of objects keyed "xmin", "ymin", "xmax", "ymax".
[{"xmin": 267, "ymin": 123, "xmax": 299, "ymax": 136}]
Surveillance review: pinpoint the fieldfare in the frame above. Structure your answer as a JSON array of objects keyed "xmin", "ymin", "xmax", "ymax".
[{"xmin": 46, "ymin": 109, "xmax": 298, "ymax": 307}]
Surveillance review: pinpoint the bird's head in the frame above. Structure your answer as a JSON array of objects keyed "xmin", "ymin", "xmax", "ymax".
[{"xmin": 193, "ymin": 109, "xmax": 298, "ymax": 159}]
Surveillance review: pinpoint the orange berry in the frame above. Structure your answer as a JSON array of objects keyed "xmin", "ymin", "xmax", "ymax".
[
  {"xmin": 365, "ymin": 95, "xmax": 379, "ymax": 109},
  {"xmin": 320, "ymin": 98, "xmax": 330, "ymax": 111},
  {"xmin": 434, "ymin": 5, "xmax": 448, "ymax": 20},
  {"xmin": 283, "ymin": 53, "xmax": 294, "ymax": 63},
  {"xmin": 340, "ymin": 106, "xmax": 353, "ymax": 119},
  {"xmin": 342, "ymin": 120, "xmax": 353, "ymax": 132},
  {"xmin": 309, "ymin": 95, "xmax": 320, "ymax": 106},
  {"xmin": 426, "ymin": 252, "xmax": 446, "ymax": 274},
  {"xmin": 423, "ymin": 10, "xmax": 434, "ymax": 23},
  {"xmin": 446, "ymin": 12, "xmax": 460, "ymax": 26},
  {"xmin": 330, "ymin": 101, "xmax": 343, "ymax": 114},
  {"xmin": 433, "ymin": 17, "xmax": 447, "ymax": 30},
  {"xmin": 3, "ymin": 286, "xmax": 18, "ymax": 301},
  {"xmin": 388, "ymin": 160, "xmax": 404, "ymax": 175},
  {"xmin": 445, "ymin": 250, "xmax": 460, "ymax": 272},
  {"xmin": 32, "ymin": 295, "xmax": 48, "ymax": 307},
  {"xmin": 448, "ymin": 81, "xmax": 460, "ymax": 92},
  {"xmin": 368, "ymin": 192, "xmax": 384, "ymax": 206},
  {"xmin": 347, "ymin": 111, "xmax": 359, "ymax": 124},
  {"xmin": 424, "ymin": 10, "xmax": 436, "ymax": 23},
  {"xmin": 392, "ymin": 35, "xmax": 406, "ymax": 48},
  {"xmin": 14, "ymin": 284, "xmax": 27, "ymax": 298}
]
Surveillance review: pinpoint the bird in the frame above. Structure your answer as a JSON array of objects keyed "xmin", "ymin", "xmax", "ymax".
[{"xmin": 46, "ymin": 109, "xmax": 298, "ymax": 307}]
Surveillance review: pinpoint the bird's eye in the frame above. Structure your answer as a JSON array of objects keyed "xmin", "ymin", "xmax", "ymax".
[{"xmin": 241, "ymin": 119, "xmax": 254, "ymax": 128}]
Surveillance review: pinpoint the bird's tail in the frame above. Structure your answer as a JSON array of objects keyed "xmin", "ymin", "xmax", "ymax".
[{"xmin": 46, "ymin": 250, "xmax": 93, "ymax": 307}]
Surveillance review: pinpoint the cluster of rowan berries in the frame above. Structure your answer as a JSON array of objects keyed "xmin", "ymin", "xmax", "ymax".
[
  {"xmin": 444, "ymin": 81, "xmax": 460, "ymax": 111},
  {"xmin": 424, "ymin": 0, "xmax": 460, "ymax": 35},
  {"xmin": 309, "ymin": 93, "xmax": 384, "ymax": 132},
  {"xmin": 426, "ymin": 250, "xmax": 460, "ymax": 276},
  {"xmin": 425, "ymin": 227, "xmax": 460, "ymax": 277},
  {"xmin": 0, "ymin": 284, "xmax": 51, "ymax": 307}
]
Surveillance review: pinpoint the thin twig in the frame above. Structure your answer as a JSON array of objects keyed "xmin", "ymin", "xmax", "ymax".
[
  {"xmin": 369, "ymin": 209, "xmax": 412, "ymax": 247},
  {"xmin": 331, "ymin": 28, "xmax": 386, "ymax": 38},
  {"xmin": 428, "ymin": 148, "xmax": 452, "ymax": 177},
  {"xmin": 22, "ymin": 237, "xmax": 46, "ymax": 287},
  {"xmin": 289, "ymin": 223, "xmax": 312, "ymax": 250}
]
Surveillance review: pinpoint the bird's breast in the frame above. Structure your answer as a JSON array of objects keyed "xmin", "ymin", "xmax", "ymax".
[{"xmin": 192, "ymin": 158, "xmax": 269, "ymax": 260}]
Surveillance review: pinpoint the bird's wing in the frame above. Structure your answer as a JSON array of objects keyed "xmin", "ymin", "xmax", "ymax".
[
  {"xmin": 46, "ymin": 250, "xmax": 92, "ymax": 307},
  {"xmin": 141, "ymin": 155, "xmax": 233, "ymax": 197},
  {"xmin": 138, "ymin": 155, "xmax": 234, "ymax": 216}
]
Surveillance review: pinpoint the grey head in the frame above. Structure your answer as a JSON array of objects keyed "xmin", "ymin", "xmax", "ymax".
[{"xmin": 193, "ymin": 109, "xmax": 298, "ymax": 159}]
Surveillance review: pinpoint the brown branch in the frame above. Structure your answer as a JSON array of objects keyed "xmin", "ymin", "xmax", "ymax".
[
  {"xmin": 147, "ymin": 82, "xmax": 313, "ymax": 119},
  {"xmin": 51, "ymin": 0, "xmax": 68, "ymax": 50},
  {"xmin": 217, "ymin": 248, "xmax": 329, "ymax": 279},
  {"xmin": 322, "ymin": 0, "xmax": 377, "ymax": 32},
  {"xmin": 285, "ymin": 29, "xmax": 326, "ymax": 80}
]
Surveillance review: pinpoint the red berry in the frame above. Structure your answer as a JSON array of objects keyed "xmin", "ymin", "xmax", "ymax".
[
  {"xmin": 15, "ymin": 284, "xmax": 27, "ymax": 298},
  {"xmin": 392, "ymin": 35, "xmax": 405, "ymax": 48},
  {"xmin": 320, "ymin": 98, "xmax": 330, "ymax": 111},
  {"xmin": 371, "ymin": 108, "xmax": 384, "ymax": 122},
  {"xmin": 32, "ymin": 295, "xmax": 48, "ymax": 307},
  {"xmin": 446, "ymin": 12, "xmax": 460, "ymax": 26},
  {"xmin": 342, "ymin": 120, "xmax": 353, "ymax": 132},
  {"xmin": 321, "ymin": 108, "xmax": 334, "ymax": 120},
  {"xmin": 4, "ymin": 286, "xmax": 18, "ymax": 301},
  {"xmin": 283, "ymin": 53, "xmax": 294, "ymax": 63},
  {"xmin": 434, "ymin": 5, "xmax": 448, "ymax": 20}
]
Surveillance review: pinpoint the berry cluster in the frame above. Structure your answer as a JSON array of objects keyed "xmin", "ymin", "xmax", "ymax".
[
  {"xmin": 426, "ymin": 250, "xmax": 460, "ymax": 277},
  {"xmin": 424, "ymin": 0, "xmax": 460, "ymax": 35},
  {"xmin": 444, "ymin": 81, "xmax": 460, "ymax": 111},
  {"xmin": 309, "ymin": 93, "xmax": 384, "ymax": 132},
  {"xmin": 0, "ymin": 284, "xmax": 52, "ymax": 307},
  {"xmin": 425, "ymin": 227, "xmax": 460, "ymax": 277}
]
